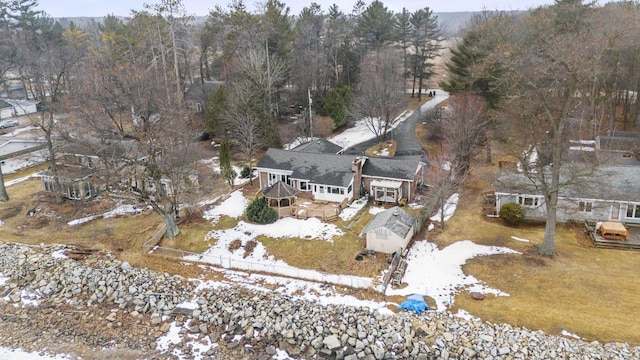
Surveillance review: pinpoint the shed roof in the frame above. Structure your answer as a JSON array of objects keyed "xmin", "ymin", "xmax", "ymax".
[
  {"xmin": 262, "ymin": 181, "xmax": 297, "ymax": 198},
  {"xmin": 362, "ymin": 206, "xmax": 416, "ymax": 239}
]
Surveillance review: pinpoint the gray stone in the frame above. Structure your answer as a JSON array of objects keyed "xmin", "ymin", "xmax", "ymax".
[{"xmin": 323, "ymin": 335, "xmax": 341, "ymax": 350}]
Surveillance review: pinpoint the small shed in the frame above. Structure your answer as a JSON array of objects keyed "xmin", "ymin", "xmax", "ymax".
[
  {"xmin": 362, "ymin": 206, "xmax": 417, "ymax": 254},
  {"xmin": 262, "ymin": 180, "xmax": 297, "ymax": 218}
]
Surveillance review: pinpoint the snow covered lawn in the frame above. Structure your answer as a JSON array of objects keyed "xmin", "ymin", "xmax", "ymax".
[{"xmin": 386, "ymin": 240, "xmax": 519, "ymax": 310}]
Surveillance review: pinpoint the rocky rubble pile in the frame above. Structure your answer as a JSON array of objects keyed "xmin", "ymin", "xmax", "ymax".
[{"xmin": 0, "ymin": 243, "xmax": 638, "ymax": 360}]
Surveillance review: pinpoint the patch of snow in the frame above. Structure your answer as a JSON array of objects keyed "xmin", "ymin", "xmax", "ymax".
[
  {"xmin": 0, "ymin": 273, "xmax": 8, "ymax": 286},
  {"xmin": 339, "ymin": 197, "xmax": 367, "ymax": 221},
  {"xmin": 430, "ymin": 193, "xmax": 459, "ymax": 222},
  {"xmin": 408, "ymin": 203, "xmax": 424, "ymax": 210},
  {"xmin": 51, "ymin": 249, "xmax": 68, "ymax": 259},
  {"xmin": 386, "ymin": 240, "xmax": 520, "ymax": 310},
  {"xmin": 193, "ymin": 267, "xmax": 390, "ymax": 315},
  {"xmin": 67, "ymin": 204, "xmax": 143, "ymax": 226},
  {"xmin": 274, "ymin": 349, "xmax": 297, "ymax": 359},
  {"xmin": 188, "ymin": 218, "xmax": 373, "ymax": 289},
  {"xmin": 175, "ymin": 300, "xmax": 199, "ymax": 310},
  {"xmin": 329, "ymin": 110, "xmax": 413, "ymax": 149},
  {"xmin": 427, "ymin": 223, "xmax": 435, "ymax": 231},
  {"xmin": 570, "ymin": 139, "xmax": 596, "ymax": 145},
  {"xmin": 455, "ymin": 309, "xmax": 479, "ymax": 321},
  {"xmin": 517, "ymin": 146, "xmax": 538, "ymax": 173},
  {"xmin": 561, "ymin": 330, "xmax": 583, "ymax": 340},
  {"xmin": 156, "ymin": 322, "xmax": 183, "ymax": 352},
  {"xmin": 369, "ymin": 207, "xmax": 385, "ymax": 215},
  {"xmin": 373, "ymin": 148, "xmax": 390, "ymax": 157},
  {"xmin": 569, "ymin": 146, "xmax": 595, "ymax": 152},
  {"xmin": 202, "ymin": 190, "xmax": 249, "ymax": 224},
  {"xmin": 510, "ymin": 236, "xmax": 531, "ymax": 243},
  {"xmin": 0, "ymin": 347, "xmax": 71, "ymax": 359},
  {"xmin": 156, "ymin": 319, "xmax": 219, "ymax": 358},
  {"xmin": 5, "ymin": 172, "xmax": 42, "ymax": 187}
]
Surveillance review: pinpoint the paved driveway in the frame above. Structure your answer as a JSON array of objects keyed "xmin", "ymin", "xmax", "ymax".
[{"xmin": 342, "ymin": 91, "xmax": 448, "ymax": 158}]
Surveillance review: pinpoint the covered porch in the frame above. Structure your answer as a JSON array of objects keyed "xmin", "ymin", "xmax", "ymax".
[{"xmin": 370, "ymin": 180, "xmax": 403, "ymax": 204}]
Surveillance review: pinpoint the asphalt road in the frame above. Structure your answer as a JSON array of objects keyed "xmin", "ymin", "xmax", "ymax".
[{"xmin": 342, "ymin": 91, "xmax": 448, "ymax": 159}]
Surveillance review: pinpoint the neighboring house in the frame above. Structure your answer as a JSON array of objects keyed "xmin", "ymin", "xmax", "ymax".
[
  {"xmin": 0, "ymin": 100, "xmax": 12, "ymax": 119},
  {"xmin": 41, "ymin": 139, "xmax": 139, "ymax": 201},
  {"xmin": 2, "ymin": 99, "xmax": 38, "ymax": 116},
  {"xmin": 495, "ymin": 165, "xmax": 640, "ymax": 224},
  {"xmin": 0, "ymin": 80, "xmax": 28, "ymax": 100},
  {"xmin": 362, "ymin": 206, "xmax": 417, "ymax": 254},
  {"xmin": 184, "ymin": 80, "xmax": 224, "ymax": 113},
  {"xmin": 290, "ymin": 138, "xmax": 344, "ymax": 154},
  {"xmin": 254, "ymin": 148, "xmax": 425, "ymax": 205},
  {"xmin": 0, "ymin": 137, "xmax": 48, "ymax": 174}
]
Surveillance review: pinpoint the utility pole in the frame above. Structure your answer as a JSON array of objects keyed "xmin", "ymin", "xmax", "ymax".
[{"xmin": 308, "ymin": 88, "xmax": 313, "ymax": 137}]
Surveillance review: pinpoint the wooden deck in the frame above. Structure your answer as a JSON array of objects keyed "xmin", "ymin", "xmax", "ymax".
[{"xmin": 584, "ymin": 220, "xmax": 640, "ymax": 251}]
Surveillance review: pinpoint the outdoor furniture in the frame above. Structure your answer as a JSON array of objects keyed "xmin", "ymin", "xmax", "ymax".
[{"xmin": 598, "ymin": 221, "xmax": 629, "ymax": 241}]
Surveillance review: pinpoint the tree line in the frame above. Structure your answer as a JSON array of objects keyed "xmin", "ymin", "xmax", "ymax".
[
  {"xmin": 441, "ymin": 0, "xmax": 640, "ymax": 255},
  {"xmin": 0, "ymin": 0, "xmax": 442, "ymax": 237}
]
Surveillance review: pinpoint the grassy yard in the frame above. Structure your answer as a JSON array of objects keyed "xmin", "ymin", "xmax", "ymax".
[
  {"xmin": 430, "ymin": 162, "xmax": 640, "ymax": 345},
  {"xmin": 0, "ymin": 179, "xmax": 160, "ymax": 260}
]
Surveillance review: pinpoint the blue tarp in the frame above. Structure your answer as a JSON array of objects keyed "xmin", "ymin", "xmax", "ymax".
[{"xmin": 398, "ymin": 294, "xmax": 428, "ymax": 314}]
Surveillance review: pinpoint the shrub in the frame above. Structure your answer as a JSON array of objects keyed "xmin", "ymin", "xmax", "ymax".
[
  {"xmin": 240, "ymin": 166, "xmax": 252, "ymax": 178},
  {"xmin": 499, "ymin": 202, "xmax": 526, "ymax": 226},
  {"xmin": 246, "ymin": 197, "xmax": 278, "ymax": 224}
]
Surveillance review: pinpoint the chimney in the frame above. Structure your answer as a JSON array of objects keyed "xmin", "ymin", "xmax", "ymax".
[{"xmin": 352, "ymin": 157, "xmax": 362, "ymax": 200}]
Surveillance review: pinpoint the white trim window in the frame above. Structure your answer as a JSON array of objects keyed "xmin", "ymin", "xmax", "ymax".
[
  {"xmin": 518, "ymin": 195, "xmax": 542, "ymax": 207},
  {"xmin": 578, "ymin": 201, "xmax": 593, "ymax": 213},
  {"xmin": 298, "ymin": 180, "xmax": 309, "ymax": 191},
  {"xmin": 268, "ymin": 173, "xmax": 290, "ymax": 186},
  {"xmin": 626, "ymin": 203, "xmax": 640, "ymax": 219}
]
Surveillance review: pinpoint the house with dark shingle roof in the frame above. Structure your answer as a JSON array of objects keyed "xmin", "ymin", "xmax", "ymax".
[
  {"xmin": 495, "ymin": 164, "xmax": 640, "ymax": 224},
  {"xmin": 290, "ymin": 138, "xmax": 343, "ymax": 154},
  {"xmin": 184, "ymin": 80, "xmax": 225, "ymax": 113},
  {"xmin": 254, "ymin": 148, "xmax": 425, "ymax": 205}
]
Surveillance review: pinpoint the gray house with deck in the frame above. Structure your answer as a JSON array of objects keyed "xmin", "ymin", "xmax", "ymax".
[{"xmin": 254, "ymin": 148, "xmax": 425, "ymax": 205}]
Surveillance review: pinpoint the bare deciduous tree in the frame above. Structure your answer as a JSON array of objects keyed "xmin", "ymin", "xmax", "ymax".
[
  {"xmin": 224, "ymin": 83, "xmax": 265, "ymax": 184},
  {"xmin": 441, "ymin": 92, "xmax": 490, "ymax": 177},
  {"xmin": 350, "ymin": 49, "xmax": 406, "ymax": 145},
  {"xmin": 421, "ymin": 150, "xmax": 466, "ymax": 230}
]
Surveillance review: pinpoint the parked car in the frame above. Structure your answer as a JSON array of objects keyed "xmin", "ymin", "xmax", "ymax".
[{"xmin": 0, "ymin": 120, "xmax": 19, "ymax": 129}]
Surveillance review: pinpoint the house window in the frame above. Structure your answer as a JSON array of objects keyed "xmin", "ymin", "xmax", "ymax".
[
  {"xmin": 268, "ymin": 173, "xmax": 290, "ymax": 186},
  {"xmin": 518, "ymin": 195, "xmax": 541, "ymax": 207},
  {"xmin": 299, "ymin": 181, "xmax": 308, "ymax": 191},
  {"xmin": 319, "ymin": 186, "xmax": 325, "ymax": 193},
  {"xmin": 578, "ymin": 201, "xmax": 593, "ymax": 213},
  {"xmin": 68, "ymin": 183, "xmax": 80, "ymax": 200},
  {"xmin": 331, "ymin": 187, "xmax": 340, "ymax": 194},
  {"xmin": 347, "ymin": 184, "xmax": 353, "ymax": 194},
  {"xmin": 626, "ymin": 203, "xmax": 640, "ymax": 219}
]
